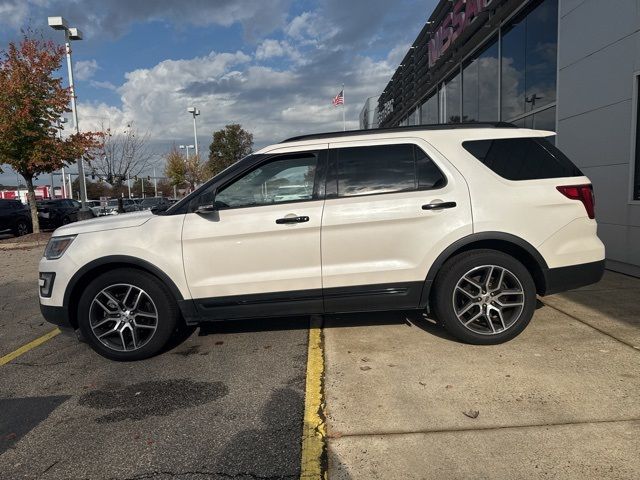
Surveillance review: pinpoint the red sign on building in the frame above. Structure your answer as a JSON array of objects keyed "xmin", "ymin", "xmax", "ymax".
[{"xmin": 428, "ymin": 0, "xmax": 494, "ymax": 67}]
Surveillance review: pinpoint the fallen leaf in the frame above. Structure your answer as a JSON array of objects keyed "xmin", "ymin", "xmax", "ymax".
[
  {"xmin": 419, "ymin": 381, "xmax": 426, "ymax": 386},
  {"xmin": 463, "ymin": 410, "xmax": 479, "ymax": 419},
  {"xmin": 361, "ymin": 357, "xmax": 370, "ymax": 362},
  {"xmin": 215, "ymin": 341, "xmax": 224, "ymax": 345},
  {"xmin": 445, "ymin": 384, "xmax": 453, "ymax": 389},
  {"xmin": 360, "ymin": 366, "xmax": 371, "ymax": 371}
]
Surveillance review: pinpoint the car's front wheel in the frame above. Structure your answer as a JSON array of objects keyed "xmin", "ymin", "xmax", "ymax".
[
  {"xmin": 13, "ymin": 219, "xmax": 30, "ymax": 236},
  {"xmin": 77, "ymin": 268, "xmax": 178, "ymax": 360},
  {"xmin": 432, "ymin": 249, "xmax": 536, "ymax": 345}
]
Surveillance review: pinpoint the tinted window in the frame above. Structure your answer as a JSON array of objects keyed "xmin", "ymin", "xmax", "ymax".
[
  {"xmin": 336, "ymin": 144, "xmax": 445, "ymax": 197},
  {"xmin": 214, "ymin": 153, "xmax": 318, "ymax": 209},
  {"xmin": 463, "ymin": 137, "xmax": 582, "ymax": 180},
  {"xmin": 337, "ymin": 145, "xmax": 415, "ymax": 197}
]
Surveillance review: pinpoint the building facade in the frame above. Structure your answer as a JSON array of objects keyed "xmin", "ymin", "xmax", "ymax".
[
  {"xmin": 359, "ymin": 96, "xmax": 380, "ymax": 130},
  {"xmin": 369, "ymin": 0, "xmax": 640, "ymax": 277}
]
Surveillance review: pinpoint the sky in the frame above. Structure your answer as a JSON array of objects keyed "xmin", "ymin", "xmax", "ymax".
[{"xmin": 0, "ymin": 0, "xmax": 437, "ymax": 186}]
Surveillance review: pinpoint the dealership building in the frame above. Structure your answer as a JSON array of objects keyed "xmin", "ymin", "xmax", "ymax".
[{"xmin": 363, "ymin": 0, "xmax": 640, "ymax": 277}]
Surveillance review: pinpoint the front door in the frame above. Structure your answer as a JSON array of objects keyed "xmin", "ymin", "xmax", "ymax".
[
  {"xmin": 182, "ymin": 146, "xmax": 327, "ymax": 319},
  {"xmin": 321, "ymin": 138, "xmax": 472, "ymax": 312}
]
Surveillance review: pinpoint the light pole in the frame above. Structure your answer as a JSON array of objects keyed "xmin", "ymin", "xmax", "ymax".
[
  {"xmin": 179, "ymin": 144, "xmax": 194, "ymax": 160},
  {"xmin": 187, "ymin": 107, "xmax": 200, "ymax": 157},
  {"xmin": 153, "ymin": 167, "xmax": 158, "ymax": 197},
  {"xmin": 48, "ymin": 16, "xmax": 90, "ymax": 217},
  {"xmin": 55, "ymin": 117, "xmax": 68, "ymax": 199}
]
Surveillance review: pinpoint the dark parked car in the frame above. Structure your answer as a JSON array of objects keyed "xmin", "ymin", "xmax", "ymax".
[
  {"xmin": 0, "ymin": 199, "xmax": 32, "ymax": 236},
  {"xmin": 139, "ymin": 197, "xmax": 171, "ymax": 211},
  {"xmin": 36, "ymin": 199, "xmax": 84, "ymax": 229}
]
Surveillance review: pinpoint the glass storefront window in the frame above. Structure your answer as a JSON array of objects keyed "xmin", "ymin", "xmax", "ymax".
[
  {"xmin": 463, "ymin": 37, "xmax": 499, "ymax": 122},
  {"xmin": 443, "ymin": 71, "xmax": 461, "ymax": 123},
  {"xmin": 501, "ymin": 0, "xmax": 558, "ymax": 121},
  {"xmin": 420, "ymin": 91, "xmax": 439, "ymax": 124}
]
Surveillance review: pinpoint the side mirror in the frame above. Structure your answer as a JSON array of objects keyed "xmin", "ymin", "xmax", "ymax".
[{"xmin": 195, "ymin": 204, "xmax": 218, "ymax": 214}]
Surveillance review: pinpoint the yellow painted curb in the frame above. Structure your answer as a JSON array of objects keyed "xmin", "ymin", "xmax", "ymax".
[
  {"xmin": 0, "ymin": 328, "xmax": 61, "ymax": 366},
  {"xmin": 300, "ymin": 316, "xmax": 326, "ymax": 479}
]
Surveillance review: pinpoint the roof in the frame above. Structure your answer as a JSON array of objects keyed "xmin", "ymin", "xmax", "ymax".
[{"xmin": 280, "ymin": 122, "xmax": 517, "ymax": 143}]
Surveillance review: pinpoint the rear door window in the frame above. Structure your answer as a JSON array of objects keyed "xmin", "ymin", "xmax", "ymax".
[
  {"xmin": 335, "ymin": 144, "xmax": 445, "ymax": 197},
  {"xmin": 463, "ymin": 137, "xmax": 583, "ymax": 180}
]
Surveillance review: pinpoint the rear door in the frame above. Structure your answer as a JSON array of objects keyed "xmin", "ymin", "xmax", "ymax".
[
  {"xmin": 182, "ymin": 145, "xmax": 327, "ymax": 319},
  {"xmin": 321, "ymin": 137, "xmax": 472, "ymax": 312}
]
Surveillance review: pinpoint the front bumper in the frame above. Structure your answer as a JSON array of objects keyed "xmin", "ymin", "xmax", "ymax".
[
  {"xmin": 39, "ymin": 303, "xmax": 74, "ymax": 331},
  {"xmin": 542, "ymin": 260, "xmax": 605, "ymax": 296}
]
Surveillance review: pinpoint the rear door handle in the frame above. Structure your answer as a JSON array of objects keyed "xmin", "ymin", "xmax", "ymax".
[
  {"xmin": 422, "ymin": 201, "xmax": 457, "ymax": 210},
  {"xmin": 276, "ymin": 215, "xmax": 309, "ymax": 224}
]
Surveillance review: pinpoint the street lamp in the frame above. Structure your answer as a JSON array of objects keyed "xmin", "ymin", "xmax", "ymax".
[
  {"xmin": 187, "ymin": 107, "xmax": 200, "ymax": 157},
  {"xmin": 55, "ymin": 117, "xmax": 68, "ymax": 198},
  {"xmin": 48, "ymin": 16, "xmax": 90, "ymax": 216},
  {"xmin": 179, "ymin": 144, "xmax": 195, "ymax": 160}
]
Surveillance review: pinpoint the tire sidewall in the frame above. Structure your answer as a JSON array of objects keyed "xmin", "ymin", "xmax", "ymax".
[
  {"xmin": 77, "ymin": 268, "xmax": 178, "ymax": 361},
  {"xmin": 433, "ymin": 250, "xmax": 537, "ymax": 345}
]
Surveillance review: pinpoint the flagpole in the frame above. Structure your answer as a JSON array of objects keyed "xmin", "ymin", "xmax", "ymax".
[{"xmin": 342, "ymin": 83, "xmax": 346, "ymax": 131}]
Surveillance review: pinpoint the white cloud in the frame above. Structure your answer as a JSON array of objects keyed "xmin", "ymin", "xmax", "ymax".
[
  {"xmin": 90, "ymin": 80, "xmax": 118, "ymax": 91},
  {"xmin": 74, "ymin": 59, "xmax": 99, "ymax": 81},
  {"xmin": 75, "ymin": 45, "xmax": 394, "ymax": 151}
]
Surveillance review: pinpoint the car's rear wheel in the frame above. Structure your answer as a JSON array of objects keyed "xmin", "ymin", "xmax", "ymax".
[
  {"xmin": 77, "ymin": 268, "xmax": 178, "ymax": 360},
  {"xmin": 432, "ymin": 249, "xmax": 536, "ymax": 345},
  {"xmin": 13, "ymin": 220, "xmax": 30, "ymax": 236}
]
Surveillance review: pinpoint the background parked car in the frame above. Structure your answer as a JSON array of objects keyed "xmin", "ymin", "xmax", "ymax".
[
  {"xmin": 36, "ymin": 199, "xmax": 87, "ymax": 228},
  {"xmin": 139, "ymin": 197, "xmax": 171, "ymax": 211},
  {"xmin": 95, "ymin": 198, "xmax": 141, "ymax": 216},
  {"xmin": 0, "ymin": 199, "xmax": 32, "ymax": 236}
]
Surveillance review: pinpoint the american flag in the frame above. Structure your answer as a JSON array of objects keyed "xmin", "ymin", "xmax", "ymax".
[{"xmin": 332, "ymin": 89, "xmax": 344, "ymax": 106}]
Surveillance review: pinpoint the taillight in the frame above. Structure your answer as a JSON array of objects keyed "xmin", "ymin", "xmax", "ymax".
[{"xmin": 557, "ymin": 184, "xmax": 595, "ymax": 219}]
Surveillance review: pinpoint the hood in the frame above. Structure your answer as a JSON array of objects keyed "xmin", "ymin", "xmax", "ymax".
[{"xmin": 53, "ymin": 210, "xmax": 154, "ymax": 236}]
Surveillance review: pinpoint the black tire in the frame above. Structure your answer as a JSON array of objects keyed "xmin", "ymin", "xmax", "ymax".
[
  {"xmin": 77, "ymin": 268, "xmax": 178, "ymax": 361},
  {"xmin": 61, "ymin": 216, "xmax": 71, "ymax": 225},
  {"xmin": 432, "ymin": 249, "xmax": 536, "ymax": 345},
  {"xmin": 13, "ymin": 219, "xmax": 30, "ymax": 236}
]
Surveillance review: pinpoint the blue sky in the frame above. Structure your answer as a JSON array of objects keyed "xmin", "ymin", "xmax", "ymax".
[{"xmin": 0, "ymin": 0, "xmax": 437, "ymax": 185}]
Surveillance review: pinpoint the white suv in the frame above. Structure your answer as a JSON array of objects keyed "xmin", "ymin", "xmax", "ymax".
[{"xmin": 39, "ymin": 124, "xmax": 605, "ymax": 360}]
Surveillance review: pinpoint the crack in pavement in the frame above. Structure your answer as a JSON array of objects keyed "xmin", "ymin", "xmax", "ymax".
[{"xmin": 328, "ymin": 417, "xmax": 640, "ymax": 439}]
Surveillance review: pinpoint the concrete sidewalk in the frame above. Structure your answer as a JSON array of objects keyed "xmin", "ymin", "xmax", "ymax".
[{"xmin": 323, "ymin": 271, "xmax": 640, "ymax": 479}]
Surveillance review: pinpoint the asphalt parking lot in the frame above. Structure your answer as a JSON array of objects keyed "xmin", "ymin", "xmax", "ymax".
[
  {"xmin": 0, "ymin": 247, "xmax": 308, "ymax": 480},
  {"xmin": 1, "ymin": 245, "xmax": 639, "ymax": 479}
]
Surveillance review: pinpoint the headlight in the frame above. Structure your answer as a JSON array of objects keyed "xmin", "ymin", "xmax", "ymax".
[{"xmin": 44, "ymin": 235, "xmax": 76, "ymax": 260}]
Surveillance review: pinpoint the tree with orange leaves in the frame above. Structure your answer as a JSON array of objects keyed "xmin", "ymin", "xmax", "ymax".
[{"xmin": 0, "ymin": 31, "xmax": 102, "ymax": 232}]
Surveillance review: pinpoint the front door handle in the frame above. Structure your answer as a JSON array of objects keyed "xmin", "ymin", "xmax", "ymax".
[
  {"xmin": 276, "ymin": 215, "xmax": 310, "ymax": 224},
  {"xmin": 422, "ymin": 201, "xmax": 457, "ymax": 210}
]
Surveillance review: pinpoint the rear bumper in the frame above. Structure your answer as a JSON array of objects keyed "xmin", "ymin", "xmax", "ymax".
[
  {"xmin": 542, "ymin": 260, "xmax": 605, "ymax": 296},
  {"xmin": 39, "ymin": 303, "xmax": 74, "ymax": 331}
]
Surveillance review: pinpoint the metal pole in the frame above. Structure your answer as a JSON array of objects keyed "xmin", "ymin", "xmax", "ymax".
[
  {"xmin": 141, "ymin": 177, "xmax": 145, "ymax": 199},
  {"xmin": 342, "ymin": 83, "xmax": 346, "ymax": 131},
  {"xmin": 64, "ymin": 30, "xmax": 88, "ymax": 211},
  {"xmin": 67, "ymin": 173, "xmax": 72, "ymax": 200},
  {"xmin": 50, "ymin": 172, "xmax": 55, "ymax": 198},
  {"xmin": 153, "ymin": 167, "xmax": 158, "ymax": 197},
  {"xmin": 16, "ymin": 173, "xmax": 21, "ymax": 202},
  {"xmin": 173, "ymin": 185, "xmax": 177, "ymax": 198},
  {"xmin": 61, "ymin": 167, "xmax": 67, "ymax": 198},
  {"xmin": 192, "ymin": 114, "xmax": 199, "ymax": 157},
  {"xmin": 127, "ymin": 173, "xmax": 131, "ymax": 198}
]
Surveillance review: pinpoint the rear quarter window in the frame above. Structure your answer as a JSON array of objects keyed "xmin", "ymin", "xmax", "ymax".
[{"xmin": 462, "ymin": 137, "xmax": 583, "ymax": 180}]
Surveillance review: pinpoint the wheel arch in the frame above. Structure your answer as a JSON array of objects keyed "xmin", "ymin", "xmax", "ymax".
[
  {"xmin": 63, "ymin": 255, "xmax": 185, "ymax": 329},
  {"xmin": 419, "ymin": 232, "xmax": 548, "ymax": 309}
]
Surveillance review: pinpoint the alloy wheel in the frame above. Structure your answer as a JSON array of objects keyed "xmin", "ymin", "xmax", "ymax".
[
  {"xmin": 89, "ymin": 283, "xmax": 158, "ymax": 352},
  {"xmin": 452, "ymin": 265, "xmax": 525, "ymax": 335},
  {"xmin": 16, "ymin": 222, "xmax": 29, "ymax": 236}
]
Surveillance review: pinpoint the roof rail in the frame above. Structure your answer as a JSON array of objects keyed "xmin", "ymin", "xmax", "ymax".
[{"xmin": 281, "ymin": 122, "xmax": 517, "ymax": 143}]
